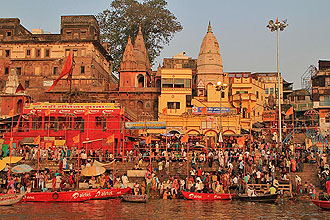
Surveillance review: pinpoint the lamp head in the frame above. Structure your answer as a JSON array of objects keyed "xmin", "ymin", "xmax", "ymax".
[
  {"xmin": 223, "ymin": 83, "xmax": 227, "ymax": 87},
  {"xmin": 217, "ymin": 81, "xmax": 222, "ymax": 86}
]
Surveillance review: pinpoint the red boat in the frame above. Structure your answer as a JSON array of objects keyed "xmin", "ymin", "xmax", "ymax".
[
  {"xmin": 21, "ymin": 189, "xmax": 99, "ymax": 202},
  {"xmin": 93, "ymin": 188, "xmax": 131, "ymax": 200},
  {"xmin": 182, "ymin": 191, "xmax": 235, "ymax": 201},
  {"xmin": 312, "ymin": 200, "xmax": 330, "ymax": 210}
]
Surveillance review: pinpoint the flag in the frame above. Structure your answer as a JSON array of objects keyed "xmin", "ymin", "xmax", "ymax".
[
  {"xmin": 162, "ymin": 107, "xmax": 168, "ymax": 115},
  {"xmin": 237, "ymin": 136, "xmax": 245, "ymax": 146},
  {"xmin": 246, "ymin": 105, "xmax": 251, "ymax": 114},
  {"xmin": 146, "ymin": 135, "xmax": 152, "ymax": 145},
  {"xmin": 181, "ymin": 133, "xmax": 189, "ymax": 143},
  {"xmin": 8, "ymin": 108, "xmax": 14, "ymax": 117},
  {"xmin": 34, "ymin": 135, "xmax": 41, "ymax": 145},
  {"xmin": 73, "ymin": 134, "xmax": 80, "ymax": 144},
  {"xmin": 285, "ymin": 106, "xmax": 294, "ymax": 116},
  {"xmin": 48, "ymin": 52, "xmax": 73, "ymax": 92},
  {"xmin": 84, "ymin": 108, "xmax": 90, "ymax": 116},
  {"xmin": 120, "ymin": 107, "xmax": 125, "ymax": 116},
  {"xmin": 45, "ymin": 109, "xmax": 51, "ymax": 116},
  {"xmin": 106, "ymin": 134, "xmax": 115, "ymax": 144},
  {"xmin": 276, "ymin": 18, "xmax": 279, "ymax": 24},
  {"xmin": 201, "ymin": 107, "xmax": 207, "ymax": 114},
  {"xmin": 15, "ymin": 83, "xmax": 25, "ymax": 93}
]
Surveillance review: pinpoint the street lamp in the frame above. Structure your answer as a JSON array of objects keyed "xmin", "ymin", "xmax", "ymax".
[
  {"xmin": 216, "ymin": 81, "xmax": 228, "ymax": 143},
  {"xmin": 266, "ymin": 18, "xmax": 288, "ymax": 146}
]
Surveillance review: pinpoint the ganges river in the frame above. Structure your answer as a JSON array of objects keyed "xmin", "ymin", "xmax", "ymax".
[{"xmin": 0, "ymin": 198, "xmax": 327, "ymax": 220}]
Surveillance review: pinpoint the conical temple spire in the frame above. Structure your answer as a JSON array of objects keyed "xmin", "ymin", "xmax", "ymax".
[{"xmin": 208, "ymin": 21, "xmax": 212, "ymax": 33}]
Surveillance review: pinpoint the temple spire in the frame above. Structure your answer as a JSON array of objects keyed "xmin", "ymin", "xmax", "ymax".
[{"xmin": 208, "ymin": 21, "xmax": 212, "ymax": 33}]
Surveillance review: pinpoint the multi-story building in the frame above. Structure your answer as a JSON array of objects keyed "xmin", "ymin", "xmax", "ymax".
[
  {"xmin": 0, "ymin": 16, "xmax": 116, "ymax": 104},
  {"xmin": 312, "ymin": 60, "xmax": 330, "ymax": 136}
]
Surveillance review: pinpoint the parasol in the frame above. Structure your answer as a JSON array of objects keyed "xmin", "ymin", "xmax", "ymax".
[
  {"xmin": 12, "ymin": 164, "xmax": 33, "ymax": 173},
  {"xmin": 81, "ymin": 166, "xmax": 106, "ymax": 177},
  {"xmin": 0, "ymin": 160, "xmax": 6, "ymax": 171},
  {"xmin": 2, "ymin": 156, "xmax": 23, "ymax": 164}
]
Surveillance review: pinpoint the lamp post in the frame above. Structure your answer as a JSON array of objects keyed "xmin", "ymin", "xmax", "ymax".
[
  {"xmin": 266, "ymin": 18, "xmax": 288, "ymax": 146},
  {"xmin": 216, "ymin": 81, "xmax": 228, "ymax": 145}
]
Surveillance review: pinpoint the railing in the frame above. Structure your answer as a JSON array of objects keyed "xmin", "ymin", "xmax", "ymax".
[
  {"xmin": 319, "ymin": 101, "xmax": 330, "ymax": 107},
  {"xmin": 306, "ymin": 127, "xmax": 330, "ymax": 150}
]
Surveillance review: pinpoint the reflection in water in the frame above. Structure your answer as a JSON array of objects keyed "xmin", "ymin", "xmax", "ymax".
[{"xmin": 0, "ymin": 199, "xmax": 328, "ymax": 220}]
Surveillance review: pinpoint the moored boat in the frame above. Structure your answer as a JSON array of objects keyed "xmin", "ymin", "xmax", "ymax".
[
  {"xmin": 93, "ymin": 187, "xmax": 131, "ymax": 200},
  {"xmin": 0, "ymin": 193, "xmax": 25, "ymax": 206},
  {"xmin": 121, "ymin": 194, "xmax": 148, "ymax": 203},
  {"xmin": 21, "ymin": 189, "xmax": 99, "ymax": 202},
  {"xmin": 181, "ymin": 191, "xmax": 235, "ymax": 201},
  {"xmin": 311, "ymin": 200, "xmax": 330, "ymax": 210},
  {"xmin": 237, "ymin": 193, "xmax": 279, "ymax": 203}
]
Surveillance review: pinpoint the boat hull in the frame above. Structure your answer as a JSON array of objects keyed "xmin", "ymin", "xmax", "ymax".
[
  {"xmin": 181, "ymin": 191, "xmax": 235, "ymax": 201},
  {"xmin": 312, "ymin": 200, "xmax": 330, "ymax": 210},
  {"xmin": 122, "ymin": 194, "xmax": 148, "ymax": 203},
  {"xmin": 237, "ymin": 193, "xmax": 279, "ymax": 203},
  {"xmin": 0, "ymin": 193, "xmax": 25, "ymax": 206},
  {"xmin": 21, "ymin": 189, "xmax": 98, "ymax": 202},
  {"xmin": 93, "ymin": 188, "xmax": 131, "ymax": 200}
]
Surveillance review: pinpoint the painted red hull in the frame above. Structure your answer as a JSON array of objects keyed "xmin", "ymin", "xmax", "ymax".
[
  {"xmin": 312, "ymin": 200, "xmax": 330, "ymax": 210},
  {"xmin": 182, "ymin": 191, "xmax": 235, "ymax": 201},
  {"xmin": 93, "ymin": 188, "xmax": 131, "ymax": 200},
  {"xmin": 21, "ymin": 189, "xmax": 98, "ymax": 202}
]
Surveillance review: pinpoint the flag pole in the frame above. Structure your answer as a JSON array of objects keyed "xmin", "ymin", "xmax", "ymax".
[
  {"xmin": 37, "ymin": 140, "xmax": 40, "ymax": 188},
  {"xmin": 113, "ymin": 141, "xmax": 115, "ymax": 183},
  {"xmin": 186, "ymin": 141, "xmax": 189, "ymax": 189},
  {"xmin": 8, "ymin": 97, "xmax": 15, "ymax": 181},
  {"xmin": 76, "ymin": 136, "xmax": 81, "ymax": 189},
  {"xmin": 293, "ymin": 108, "xmax": 295, "ymax": 154}
]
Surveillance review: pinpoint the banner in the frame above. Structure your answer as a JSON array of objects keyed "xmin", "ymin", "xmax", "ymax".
[
  {"xmin": 125, "ymin": 121, "xmax": 166, "ymax": 130},
  {"xmin": 192, "ymin": 107, "xmax": 230, "ymax": 114}
]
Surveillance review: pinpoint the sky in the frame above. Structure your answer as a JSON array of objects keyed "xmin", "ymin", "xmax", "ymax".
[{"xmin": 1, "ymin": 0, "xmax": 330, "ymax": 89}]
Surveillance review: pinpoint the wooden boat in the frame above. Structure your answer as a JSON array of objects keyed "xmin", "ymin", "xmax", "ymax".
[
  {"xmin": 121, "ymin": 194, "xmax": 148, "ymax": 203},
  {"xmin": 21, "ymin": 189, "xmax": 99, "ymax": 202},
  {"xmin": 93, "ymin": 187, "xmax": 131, "ymax": 200},
  {"xmin": 237, "ymin": 193, "xmax": 279, "ymax": 203},
  {"xmin": 181, "ymin": 191, "xmax": 235, "ymax": 201},
  {"xmin": 0, "ymin": 193, "xmax": 25, "ymax": 206},
  {"xmin": 311, "ymin": 200, "xmax": 330, "ymax": 210}
]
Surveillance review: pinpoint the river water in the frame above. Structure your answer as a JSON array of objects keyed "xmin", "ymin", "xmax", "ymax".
[{"xmin": 0, "ymin": 198, "xmax": 327, "ymax": 220}]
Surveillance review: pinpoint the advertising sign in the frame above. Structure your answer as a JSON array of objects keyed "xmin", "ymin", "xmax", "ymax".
[
  {"xmin": 192, "ymin": 107, "xmax": 230, "ymax": 114},
  {"xmin": 125, "ymin": 122, "xmax": 166, "ymax": 129}
]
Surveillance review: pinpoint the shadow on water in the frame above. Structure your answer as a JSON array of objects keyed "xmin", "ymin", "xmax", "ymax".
[{"xmin": 0, "ymin": 198, "xmax": 328, "ymax": 220}]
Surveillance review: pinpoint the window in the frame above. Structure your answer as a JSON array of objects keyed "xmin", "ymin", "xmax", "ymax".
[
  {"xmin": 184, "ymin": 79, "xmax": 191, "ymax": 88},
  {"xmin": 6, "ymin": 31, "xmax": 11, "ymax": 37},
  {"xmin": 81, "ymin": 49, "xmax": 86, "ymax": 57},
  {"xmin": 16, "ymin": 67, "xmax": 21, "ymax": 76},
  {"xmin": 221, "ymin": 92, "xmax": 225, "ymax": 98},
  {"xmin": 26, "ymin": 49, "xmax": 31, "ymax": 56},
  {"xmin": 25, "ymin": 80, "xmax": 30, "ymax": 88},
  {"xmin": 53, "ymin": 67, "xmax": 58, "ymax": 75},
  {"xmin": 298, "ymin": 96, "xmax": 305, "ymax": 101},
  {"xmin": 270, "ymin": 88, "xmax": 274, "ymax": 94},
  {"xmin": 186, "ymin": 95, "xmax": 192, "ymax": 107},
  {"xmin": 65, "ymin": 49, "xmax": 70, "ymax": 56},
  {"xmin": 162, "ymin": 78, "xmax": 173, "ymax": 88},
  {"xmin": 174, "ymin": 79, "xmax": 184, "ymax": 88},
  {"xmin": 73, "ymin": 49, "xmax": 78, "ymax": 57},
  {"xmin": 35, "ymin": 49, "xmax": 41, "ymax": 57},
  {"xmin": 265, "ymin": 88, "xmax": 269, "ymax": 94},
  {"xmin": 256, "ymin": 91, "xmax": 259, "ymax": 99},
  {"xmin": 5, "ymin": 50, "xmax": 10, "ymax": 57},
  {"xmin": 167, "ymin": 102, "xmax": 180, "ymax": 109},
  {"xmin": 326, "ymin": 114, "xmax": 330, "ymax": 123},
  {"xmin": 45, "ymin": 49, "xmax": 50, "ymax": 57},
  {"xmin": 81, "ymin": 66, "xmax": 85, "ymax": 74},
  {"xmin": 5, "ymin": 67, "xmax": 9, "ymax": 75}
]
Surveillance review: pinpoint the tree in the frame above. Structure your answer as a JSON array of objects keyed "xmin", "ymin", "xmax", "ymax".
[{"xmin": 97, "ymin": 0, "xmax": 183, "ymax": 73}]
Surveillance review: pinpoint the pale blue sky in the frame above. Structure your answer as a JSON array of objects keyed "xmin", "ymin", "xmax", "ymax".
[{"xmin": 1, "ymin": 0, "xmax": 330, "ymax": 89}]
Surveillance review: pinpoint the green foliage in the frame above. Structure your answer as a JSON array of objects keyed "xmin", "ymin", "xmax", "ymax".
[{"xmin": 97, "ymin": 0, "xmax": 183, "ymax": 73}]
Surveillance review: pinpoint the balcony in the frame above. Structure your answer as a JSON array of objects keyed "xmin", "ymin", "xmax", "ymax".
[{"xmin": 313, "ymin": 101, "xmax": 330, "ymax": 108}]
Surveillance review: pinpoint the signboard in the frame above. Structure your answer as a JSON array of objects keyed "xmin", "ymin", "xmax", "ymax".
[
  {"xmin": 192, "ymin": 107, "xmax": 230, "ymax": 114},
  {"xmin": 43, "ymin": 81, "xmax": 53, "ymax": 87},
  {"xmin": 125, "ymin": 121, "xmax": 166, "ymax": 130},
  {"xmin": 262, "ymin": 111, "xmax": 276, "ymax": 121},
  {"xmin": 23, "ymin": 103, "xmax": 121, "ymax": 115}
]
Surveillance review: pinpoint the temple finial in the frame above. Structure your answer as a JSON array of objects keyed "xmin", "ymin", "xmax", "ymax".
[{"xmin": 208, "ymin": 21, "xmax": 212, "ymax": 33}]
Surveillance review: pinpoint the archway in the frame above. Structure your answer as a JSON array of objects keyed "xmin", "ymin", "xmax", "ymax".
[
  {"xmin": 204, "ymin": 129, "xmax": 218, "ymax": 148},
  {"xmin": 137, "ymin": 74, "xmax": 144, "ymax": 88}
]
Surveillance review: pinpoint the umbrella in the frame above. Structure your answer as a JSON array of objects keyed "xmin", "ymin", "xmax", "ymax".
[
  {"xmin": 2, "ymin": 156, "xmax": 23, "ymax": 164},
  {"xmin": 12, "ymin": 164, "xmax": 33, "ymax": 173},
  {"xmin": 0, "ymin": 160, "xmax": 6, "ymax": 172},
  {"xmin": 81, "ymin": 166, "xmax": 106, "ymax": 177},
  {"xmin": 93, "ymin": 160, "xmax": 114, "ymax": 167}
]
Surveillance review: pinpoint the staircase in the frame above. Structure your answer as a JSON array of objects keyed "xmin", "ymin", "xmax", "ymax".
[{"xmin": 294, "ymin": 163, "xmax": 322, "ymax": 193}]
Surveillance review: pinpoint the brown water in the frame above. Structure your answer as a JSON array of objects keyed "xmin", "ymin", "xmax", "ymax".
[{"xmin": 0, "ymin": 199, "xmax": 327, "ymax": 220}]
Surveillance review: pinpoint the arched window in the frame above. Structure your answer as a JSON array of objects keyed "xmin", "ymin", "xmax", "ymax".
[
  {"xmin": 137, "ymin": 101, "xmax": 143, "ymax": 110},
  {"xmin": 156, "ymin": 79, "xmax": 161, "ymax": 88},
  {"xmin": 137, "ymin": 74, "xmax": 144, "ymax": 88}
]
